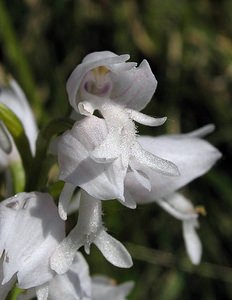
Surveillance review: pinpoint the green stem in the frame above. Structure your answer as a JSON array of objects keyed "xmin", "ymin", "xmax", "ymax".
[{"xmin": 7, "ymin": 285, "xmax": 23, "ymax": 300}]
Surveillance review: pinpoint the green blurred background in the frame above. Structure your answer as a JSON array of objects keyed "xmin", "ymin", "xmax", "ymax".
[{"xmin": 0, "ymin": 0, "xmax": 232, "ymax": 299}]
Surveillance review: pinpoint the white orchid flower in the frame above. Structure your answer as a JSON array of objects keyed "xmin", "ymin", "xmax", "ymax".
[
  {"xmin": 124, "ymin": 124, "xmax": 222, "ymax": 264},
  {"xmin": 0, "ymin": 192, "xmax": 65, "ymax": 300},
  {"xmin": 0, "ymin": 79, "xmax": 38, "ymax": 169},
  {"xmin": 51, "ymin": 190, "xmax": 132, "ymax": 274},
  {"xmin": 65, "ymin": 51, "xmax": 179, "ymax": 195}
]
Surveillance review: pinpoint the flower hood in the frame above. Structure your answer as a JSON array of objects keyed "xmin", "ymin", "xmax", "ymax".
[{"xmin": 66, "ymin": 51, "xmax": 157, "ymax": 114}]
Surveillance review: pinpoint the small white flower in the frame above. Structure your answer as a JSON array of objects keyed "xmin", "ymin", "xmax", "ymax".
[
  {"xmin": 0, "ymin": 192, "xmax": 65, "ymax": 299},
  {"xmin": 0, "ymin": 79, "xmax": 38, "ymax": 169},
  {"xmin": 61, "ymin": 52, "xmax": 179, "ymax": 203}
]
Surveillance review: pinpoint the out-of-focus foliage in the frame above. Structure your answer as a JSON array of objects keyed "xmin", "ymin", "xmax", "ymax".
[{"xmin": 0, "ymin": 0, "xmax": 232, "ymax": 299}]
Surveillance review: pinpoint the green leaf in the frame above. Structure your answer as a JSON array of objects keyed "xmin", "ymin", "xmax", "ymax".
[{"xmin": 6, "ymin": 285, "xmax": 23, "ymax": 300}]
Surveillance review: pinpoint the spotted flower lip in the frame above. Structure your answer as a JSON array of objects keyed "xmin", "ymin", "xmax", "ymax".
[
  {"xmin": 0, "ymin": 192, "xmax": 65, "ymax": 291},
  {"xmin": 66, "ymin": 51, "xmax": 157, "ymax": 113}
]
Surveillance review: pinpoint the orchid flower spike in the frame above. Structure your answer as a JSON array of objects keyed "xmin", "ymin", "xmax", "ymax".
[
  {"xmin": 125, "ymin": 124, "xmax": 222, "ymax": 264},
  {"xmin": 0, "ymin": 192, "xmax": 65, "ymax": 300},
  {"xmin": 51, "ymin": 189, "xmax": 132, "ymax": 274}
]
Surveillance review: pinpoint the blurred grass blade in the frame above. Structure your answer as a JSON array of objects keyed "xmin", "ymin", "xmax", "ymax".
[{"xmin": 0, "ymin": 0, "xmax": 41, "ymax": 118}]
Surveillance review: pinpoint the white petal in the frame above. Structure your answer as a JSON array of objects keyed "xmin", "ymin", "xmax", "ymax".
[
  {"xmin": 156, "ymin": 193, "xmax": 202, "ymax": 265},
  {"xmin": 94, "ymin": 230, "xmax": 133, "ymax": 268},
  {"xmin": 78, "ymin": 101, "xmax": 95, "ymax": 116},
  {"xmin": 127, "ymin": 109, "xmax": 167, "ymax": 127},
  {"xmin": 50, "ymin": 233, "xmax": 83, "ymax": 275},
  {"xmin": 110, "ymin": 60, "xmax": 157, "ymax": 111},
  {"xmin": 90, "ymin": 131, "xmax": 120, "ymax": 163},
  {"xmin": 129, "ymin": 167, "xmax": 151, "ymax": 191},
  {"xmin": 82, "ymin": 51, "xmax": 128, "ymax": 64},
  {"xmin": 58, "ymin": 117, "xmax": 125, "ymax": 200},
  {"xmin": 51, "ymin": 191, "xmax": 101, "ymax": 274},
  {"xmin": 156, "ymin": 193, "xmax": 197, "ymax": 221},
  {"xmin": 49, "ymin": 253, "xmax": 91, "ymax": 300},
  {"xmin": 183, "ymin": 219, "xmax": 202, "ymax": 265},
  {"xmin": 119, "ymin": 190, "xmax": 137, "ymax": 209},
  {"xmin": 58, "ymin": 183, "xmax": 76, "ymax": 220},
  {"xmin": 126, "ymin": 133, "xmax": 221, "ymax": 203},
  {"xmin": 185, "ymin": 124, "xmax": 215, "ymax": 138},
  {"xmin": 131, "ymin": 142, "xmax": 180, "ymax": 177}
]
